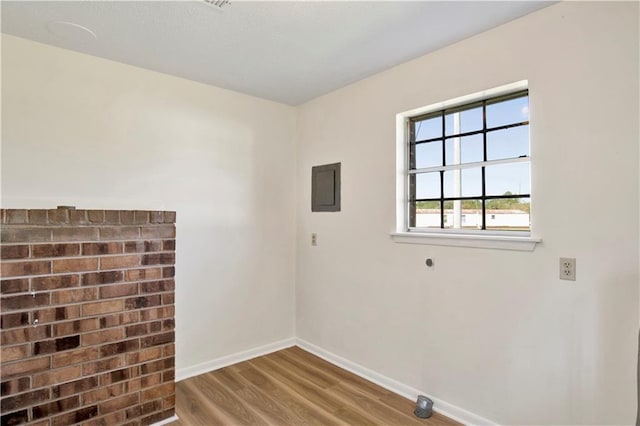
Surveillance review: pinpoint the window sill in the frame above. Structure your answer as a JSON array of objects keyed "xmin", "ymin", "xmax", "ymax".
[{"xmin": 390, "ymin": 232, "xmax": 541, "ymax": 251}]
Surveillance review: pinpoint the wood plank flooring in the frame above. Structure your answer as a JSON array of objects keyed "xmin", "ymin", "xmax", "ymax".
[{"xmin": 174, "ymin": 346, "xmax": 460, "ymax": 425}]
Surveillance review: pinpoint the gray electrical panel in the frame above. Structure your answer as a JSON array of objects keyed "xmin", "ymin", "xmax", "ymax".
[{"xmin": 311, "ymin": 162, "xmax": 341, "ymax": 212}]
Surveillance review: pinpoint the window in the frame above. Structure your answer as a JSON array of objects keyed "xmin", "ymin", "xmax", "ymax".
[{"xmin": 393, "ymin": 81, "xmax": 540, "ymax": 250}]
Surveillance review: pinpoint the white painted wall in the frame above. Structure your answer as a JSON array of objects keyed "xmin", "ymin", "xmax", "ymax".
[
  {"xmin": 1, "ymin": 35, "xmax": 297, "ymax": 371},
  {"xmin": 295, "ymin": 2, "xmax": 639, "ymax": 425}
]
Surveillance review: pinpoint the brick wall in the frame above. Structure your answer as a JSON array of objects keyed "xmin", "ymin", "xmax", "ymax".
[{"xmin": 0, "ymin": 207, "xmax": 176, "ymax": 426}]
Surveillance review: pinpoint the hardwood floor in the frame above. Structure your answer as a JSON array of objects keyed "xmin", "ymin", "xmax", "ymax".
[{"xmin": 174, "ymin": 346, "xmax": 460, "ymax": 425}]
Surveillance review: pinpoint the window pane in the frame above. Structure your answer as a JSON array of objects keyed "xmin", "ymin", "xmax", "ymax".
[
  {"xmin": 445, "ymin": 105, "xmax": 482, "ymax": 136},
  {"xmin": 486, "ymin": 95, "xmax": 529, "ymax": 129},
  {"xmin": 442, "ymin": 199, "xmax": 483, "ymax": 230},
  {"xmin": 413, "ymin": 141, "xmax": 442, "ymax": 169},
  {"xmin": 414, "ymin": 201, "xmax": 441, "ymax": 228},
  {"xmin": 414, "ymin": 172, "xmax": 440, "ymax": 199},
  {"xmin": 413, "ymin": 116, "xmax": 441, "ymax": 141},
  {"xmin": 486, "ymin": 198, "xmax": 530, "ymax": 231},
  {"xmin": 485, "ymin": 162, "xmax": 530, "ymax": 196},
  {"xmin": 487, "ymin": 125, "xmax": 529, "ymax": 161},
  {"xmin": 445, "ymin": 134, "xmax": 483, "ymax": 165},
  {"xmin": 444, "ymin": 168, "xmax": 482, "ymax": 198}
]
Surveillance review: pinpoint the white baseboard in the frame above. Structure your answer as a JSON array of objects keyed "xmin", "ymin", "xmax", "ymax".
[
  {"xmin": 296, "ymin": 338, "xmax": 497, "ymax": 426},
  {"xmin": 150, "ymin": 414, "xmax": 178, "ymax": 426},
  {"xmin": 175, "ymin": 337, "xmax": 295, "ymax": 382}
]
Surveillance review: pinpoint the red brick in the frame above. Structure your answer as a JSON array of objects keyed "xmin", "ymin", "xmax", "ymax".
[
  {"xmin": 0, "ymin": 409, "xmax": 29, "ymax": 425},
  {"xmin": 0, "ymin": 344, "xmax": 29, "ymax": 362},
  {"xmin": 53, "ymin": 257, "xmax": 98, "ymax": 273},
  {"xmin": 99, "ymin": 312, "xmax": 139, "ymax": 329},
  {"xmin": 125, "ymin": 295, "xmax": 161, "ymax": 310},
  {"xmin": 140, "ymin": 358, "xmax": 172, "ymax": 376},
  {"xmin": 82, "ymin": 299, "xmax": 124, "ymax": 316},
  {"xmin": 82, "ymin": 327, "xmax": 124, "ymax": 346},
  {"xmin": 1, "ymin": 324, "xmax": 52, "ymax": 346},
  {"xmin": 0, "ymin": 356, "xmax": 50, "ymax": 378},
  {"xmin": 1, "ymin": 227, "xmax": 52, "ymax": 243},
  {"xmin": 162, "ymin": 393, "xmax": 175, "ymax": 409},
  {"xmin": 140, "ymin": 382, "xmax": 174, "ymax": 402},
  {"xmin": 163, "ymin": 212, "xmax": 176, "ymax": 223},
  {"xmin": 83, "ymin": 356, "xmax": 124, "ymax": 375},
  {"xmin": 52, "ymin": 347, "xmax": 100, "ymax": 368},
  {"xmin": 126, "ymin": 322, "xmax": 161, "ymax": 339},
  {"xmin": 1, "ymin": 278, "xmax": 29, "ymax": 294},
  {"xmin": 139, "ymin": 280, "xmax": 174, "ymax": 294},
  {"xmin": 87, "ymin": 210, "xmax": 105, "ymax": 224},
  {"xmin": 100, "ymin": 255, "xmax": 140, "ymax": 270},
  {"xmin": 100, "ymin": 367, "xmax": 139, "ymax": 386},
  {"xmin": 68, "ymin": 210, "xmax": 89, "ymax": 225},
  {"xmin": 140, "ymin": 226, "xmax": 175, "ymax": 239},
  {"xmin": 162, "ymin": 240, "xmax": 175, "ymax": 251},
  {"xmin": 163, "ymin": 369, "xmax": 175, "ymax": 383},
  {"xmin": 99, "ymin": 392, "xmax": 139, "ymax": 415},
  {"xmin": 1, "ymin": 312, "xmax": 29, "ymax": 329},
  {"xmin": 6, "ymin": 209, "xmax": 28, "ymax": 224},
  {"xmin": 33, "ymin": 365, "xmax": 82, "ymax": 387},
  {"xmin": 53, "ymin": 318, "xmax": 100, "ymax": 337},
  {"xmin": 125, "ymin": 240, "xmax": 162, "ymax": 253},
  {"xmin": 162, "ymin": 266, "xmax": 175, "ymax": 278},
  {"xmin": 82, "ymin": 383, "xmax": 125, "ymax": 405},
  {"xmin": 140, "ymin": 332, "xmax": 173, "ymax": 349},
  {"xmin": 126, "ymin": 347, "xmax": 161, "ymax": 365},
  {"xmin": 142, "ymin": 409, "xmax": 175, "ymax": 426},
  {"xmin": 52, "ymin": 376, "xmax": 99, "ymax": 398},
  {"xmin": 99, "ymin": 227, "xmax": 139, "ymax": 241},
  {"xmin": 163, "ymin": 344, "xmax": 175, "ymax": 357},
  {"xmin": 28, "ymin": 210, "xmax": 49, "ymax": 225},
  {"xmin": 33, "ymin": 305, "xmax": 81, "ymax": 324},
  {"xmin": 51, "ymin": 405, "xmax": 98, "ymax": 425},
  {"xmin": 1, "ymin": 293, "xmax": 50, "ymax": 311},
  {"xmin": 134, "ymin": 211, "xmax": 149, "ymax": 224},
  {"xmin": 1, "ymin": 377, "xmax": 30, "ymax": 396},
  {"xmin": 149, "ymin": 211, "xmax": 163, "ymax": 224},
  {"xmin": 51, "ymin": 227, "xmax": 99, "ymax": 242},
  {"xmin": 82, "ymin": 242, "xmax": 123, "ymax": 256},
  {"xmin": 1, "ymin": 260, "xmax": 51, "ymax": 278},
  {"xmin": 140, "ymin": 373, "xmax": 162, "ymax": 389},
  {"xmin": 33, "ymin": 335, "xmax": 80, "ymax": 355},
  {"xmin": 120, "ymin": 211, "xmax": 135, "ymax": 225},
  {"xmin": 51, "ymin": 287, "xmax": 98, "ymax": 305},
  {"xmin": 0, "ymin": 388, "xmax": 49, "ymax": 412},
  {"xmin": 140, "ymin": 306, "xmax": 174, "ymax": 321},
  {"xmin": 82, "ymin": 270, "xmax": 124, "ymax": 286},
  {"xmin": 103, "ymin": 211, "xmax": 120, "ymax": 225},
  {"xmin": 162, "ymin": 293, "xmax": 175, "ymax": 305},
  {"xmin": 99, "ymin": 283, "xmax": 138, "ymax": 299},
  {"xmin": 32, "ymin": 395, "xmax": 80, "ymax": 419},
  {"xmin": 48, "ymin": 208, "xmax": 69, "ymax": 224},
  {"xmin": 32, "ymin": 243, "xmax": 80, "ymax": 258},
  {"xmin": 0, "ymin": 245, "xmax": 29, "ymax": 260},
  {"xmin": 32, "ymin": 274, "xmax": 80, "ymax": 291},
  {"xmin": 125, "ymin": 268, "xmax": 162, "ymax": 282},
  {"xmin": 84, "ymin": 410, "xmax": 127, "ymax": 426},
  {"xmin": 101, "ymin": 339, "xmax": 140, "ymax": 357}
]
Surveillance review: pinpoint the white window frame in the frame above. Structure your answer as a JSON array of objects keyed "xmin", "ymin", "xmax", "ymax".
[{"xmin": 391, "ymin": 81, "xmax": 540, "ymax": 251}]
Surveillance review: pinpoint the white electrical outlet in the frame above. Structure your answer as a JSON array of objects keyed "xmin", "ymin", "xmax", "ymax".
[
  {"xmin": 311, "ymin": 233, "xmax": 317, "ymax": 246},
  {"xmin": 559, "ymin": 257, "xmax": 576, "ymax": 281}
]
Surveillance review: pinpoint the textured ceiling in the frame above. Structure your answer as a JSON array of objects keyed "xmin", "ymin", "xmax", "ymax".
[{"xmin": 1, "ymin": 1, "xmax": 553, "ymax": 105}]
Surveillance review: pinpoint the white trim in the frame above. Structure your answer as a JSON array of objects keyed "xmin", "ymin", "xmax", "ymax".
[
  {"xmin": 410, "ymin": 156, "xmax": 529, "ymax": 174},
  {"xmin": 390, "ymin": 232, "xmax": 540, "ymax": 251},
  {"xmin": 150, "ymin": 415, "xmax": 178, "ymax": 426},
  {"xmin": 175, "ymin": 337, "xmax": 295, "ymax": 382},
  {"xmin": 296, "ymin": 338, "xmax": 497, "ymax": 426}
]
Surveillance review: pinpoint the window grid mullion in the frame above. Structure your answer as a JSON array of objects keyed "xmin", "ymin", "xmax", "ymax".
[
  {"xmin": 481, "ymin": 100, "xmax": 487, "ymax": 230},
  {"xmin": 440, "ymin": 112, "xmax": 445, "ymax": 229}
]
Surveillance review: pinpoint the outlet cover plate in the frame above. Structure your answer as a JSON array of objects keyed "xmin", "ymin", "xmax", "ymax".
[{"xmin": 559, "ymin": 257, "xmax": 576, "ymax": 281}]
